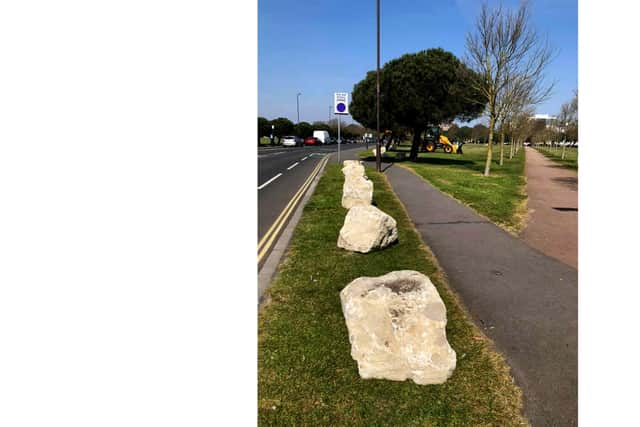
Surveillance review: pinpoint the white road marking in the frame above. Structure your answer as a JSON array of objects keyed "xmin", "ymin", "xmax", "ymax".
[
  {"xmin": 301, "ymin": 156, "xmax": 309, "ymax": 161},
  {"xmin": 287, "ymin": 162, "xmax": 299, "ymax": 170},
  {"xmin": 258, "ymin": 173, "xmax": 282, "ymax": 190},
  {"xmin": 258, "ymin": 152, "xmax": 287, "ymax": 159}
]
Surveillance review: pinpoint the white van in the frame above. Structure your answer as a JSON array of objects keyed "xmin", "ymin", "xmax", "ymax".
[{"xmin": 313, "ymin": 130, "xmax": 331, "ymax": 145}]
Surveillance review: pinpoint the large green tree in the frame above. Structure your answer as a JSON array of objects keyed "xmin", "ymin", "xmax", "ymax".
[
  {"xmin": 471, "ymin": 123, "xmax": 489, "ymax": 143},
  {"xmin": 457, "ymin": 125, "xmax": 473, "ymax": 142},
  {"xmin": 350, "ymin": 71, "xmax": 397, "ymax": 133},
  {"xmin": 344, "ymin": 123, "xmax": 365, "ymax": 137},
  {"xmin": 258, "ymin": 117, "xmax": 271, "ymax": 145},
  {"xmin": 312, "ymin": 121, "xmax": 331, "ymax": 133},
  {"xmin": 270, "ymin": 117, "xmax": 295, "ymax": 144},
  {"xmin": 294, "ymin": 121, "xmax": 313, "ymax": 138},
  {"xmin": 351, "ymin": 48, "xmax": 484, "ymax": 160}
]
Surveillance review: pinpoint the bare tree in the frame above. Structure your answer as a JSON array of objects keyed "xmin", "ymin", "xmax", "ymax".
[
  {"xmin": 465, "ymin": 1, "xmax": 555, "ymax": 176},
  {"xmin": 557, "ymin": 90, "xmax": 578, "ymax": 159}
]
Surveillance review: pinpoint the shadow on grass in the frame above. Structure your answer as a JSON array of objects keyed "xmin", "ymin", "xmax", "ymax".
[{"xmin": 361, "ymin": 155, "xmax": 474, "ymax": 167}]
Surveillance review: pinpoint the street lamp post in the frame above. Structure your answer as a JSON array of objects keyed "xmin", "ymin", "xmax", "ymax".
[
  {"xmin": 270, "ymin": 124, "xmax": 275, "ymax": 146},
  {"xmin": 375, "ymin": 0, "xmax": 381, "ymax": 172},
  {"xmin": 297, "ymin": 92, "xmax": 301, "ymax": 124}
]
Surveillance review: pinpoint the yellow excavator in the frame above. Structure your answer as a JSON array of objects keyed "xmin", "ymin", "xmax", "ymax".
[{"xmin": 421, "ymin": 126, "xmax": 464, "ymax": 154}]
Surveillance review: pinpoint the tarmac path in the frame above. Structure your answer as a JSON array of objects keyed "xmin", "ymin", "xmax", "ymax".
[{"xmin": 382, "ymin": 162, "xmax": 577, "ymax": 427}]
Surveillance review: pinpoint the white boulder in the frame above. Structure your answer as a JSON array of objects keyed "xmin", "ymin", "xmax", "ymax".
[
  {"xmin": 342, "ymin": 160, "xmax": 366, "ymax": 179},
  {"xmin": 337, "ymin": 205, "xmax": 397, "ymax": 253},
  {"xmin": 340, "ymin": 270, "xmax": 456, "ymax": 385},
  {"xmin": 343, "ymin": 160, "xmax": 364, "ymax": 170},
  {"xmin": 342, "ymin": 176, "xmax": 373, "ymax": 209}
]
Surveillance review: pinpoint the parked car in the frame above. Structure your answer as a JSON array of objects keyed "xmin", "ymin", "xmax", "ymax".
[
  {"xmin": 304, "ymin": 136, "xmax": 320, "ymax": 146},
  {"xmin": 282, "ymin": 136, "xmax": 302, "ymax": 147}
]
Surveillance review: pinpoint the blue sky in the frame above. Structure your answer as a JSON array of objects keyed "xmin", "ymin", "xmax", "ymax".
[{"xmin": 258, "ymin": 0, "xmax": 577, "ymax": 126}]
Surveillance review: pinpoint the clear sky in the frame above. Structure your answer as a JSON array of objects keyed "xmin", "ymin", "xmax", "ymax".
[{"xmin": 258, "ymin": 0, "xmax": 577, "ymax": 126}]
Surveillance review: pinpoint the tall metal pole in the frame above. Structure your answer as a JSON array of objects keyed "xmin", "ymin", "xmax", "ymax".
[
  {"xmin": 297, "ymin": 92, "xmax": 301, "ymax": 123},
  {"xmin": 376, "ymin": 0, "xmax": 381, "ymax": 172},
  {"xmin": 338, "ymin": 114, "xmax": 341, "ymax": 164}
]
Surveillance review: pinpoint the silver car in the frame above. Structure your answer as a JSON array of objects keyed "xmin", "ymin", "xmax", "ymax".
[{"xmin": 282, "ymin": 136, "xmax": 302, "ymax": 147}]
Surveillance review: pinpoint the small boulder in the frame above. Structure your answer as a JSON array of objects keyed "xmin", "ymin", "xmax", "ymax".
[
  {"xmin": 340, "ymin": 270, "xmax": 456, "ymax": 385},
  {"xmin": 337, "ymin": 205, "xmax": 397, "ymax": 252},
  {"xmin": 342, "ymin": 176, "xmax": 373, "ymax": 209}
]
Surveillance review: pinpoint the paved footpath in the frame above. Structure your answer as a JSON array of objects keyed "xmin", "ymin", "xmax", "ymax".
[
  {"xmin": 382, "ymin": 163, "xmax": 577, "ymax": 427},
  {"xmin": 521, "ymin": 147, "xmax": 578, "ymax": 269}
]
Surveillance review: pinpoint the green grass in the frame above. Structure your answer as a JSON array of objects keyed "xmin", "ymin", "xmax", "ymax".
[
  {"xmin": 360, "ymin": 144, "xmax": 527, "ymax": 233},
  {"xmin": 535, "ymin": 146, "xmax": 578, "ymax": 170},
  {"xmin": 258, "ymin": 164, "xmax": 526, "ymax": 426},
  {"xmin": 260, "ymin": 136, "xmax": 277, "ymax": 146}
]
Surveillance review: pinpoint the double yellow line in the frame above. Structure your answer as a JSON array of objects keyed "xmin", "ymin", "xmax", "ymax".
[{"xmin": 258, "ymin": 154, "xmax": 329, "ymax": 264}]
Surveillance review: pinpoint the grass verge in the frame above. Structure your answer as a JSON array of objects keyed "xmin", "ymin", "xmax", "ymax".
[
  {"xmin": 259, "ymin": 136, "xmax": 281, "ymax": 146},
  {"xmin": 360, "ymin": 144, "xmax": 527, "ymax": 233},
  {"xmin": 535, "ymin": 146, "xmax": 578, "ymax": 170},
  {"xmin": 258, "ymin": 164, "xmax": 526, "ymax": 426}
]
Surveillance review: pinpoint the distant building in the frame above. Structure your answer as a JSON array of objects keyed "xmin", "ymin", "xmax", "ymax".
[
  {"xmin": 530, "ymin": 114, "xmax": 558, "ymax": 130},
  {"xmin": 531, "ymin": 114, "xmax": 560, "ymax": 131}
]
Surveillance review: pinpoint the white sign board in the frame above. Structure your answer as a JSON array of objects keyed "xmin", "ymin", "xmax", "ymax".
[{"xmin": 334, "ymin": 92, "xmax": 349, "ymax": 115}]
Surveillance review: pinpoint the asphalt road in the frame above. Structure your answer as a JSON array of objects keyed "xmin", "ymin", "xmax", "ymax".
[{"xmin": 257, "ymin": 143, "xmax": 362, "ymax": 269}]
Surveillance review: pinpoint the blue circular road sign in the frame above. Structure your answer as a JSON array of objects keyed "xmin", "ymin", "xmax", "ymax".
[{"xmin": 336, "ymin": 102, "xmax": 346, "ymax": 113}]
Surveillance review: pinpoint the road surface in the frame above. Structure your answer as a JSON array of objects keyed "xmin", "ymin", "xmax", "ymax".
[{"xmin": 257, "ymin": 144, "xmax": 362, "ymax": 270}]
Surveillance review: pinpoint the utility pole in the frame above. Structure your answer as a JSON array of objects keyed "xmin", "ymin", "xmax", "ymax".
[
  {"xmin": 375, "ymin": 0, "xmax": 381, "ymax": 172},
  {"xmin": 296, "ymin": 92, "xmax": 301, "ymax": 123}
]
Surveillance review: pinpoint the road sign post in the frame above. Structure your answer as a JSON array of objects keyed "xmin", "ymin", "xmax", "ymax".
[
  {"xmin": 334, "ymin": 92, "xmax": 349, "ymax": 165},
  {"xmin": 337, "ymin": 115, "xmax": 341, "ymax": 163}
]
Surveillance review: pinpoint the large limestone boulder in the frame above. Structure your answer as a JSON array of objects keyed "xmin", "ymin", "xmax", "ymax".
[
  {"xmin": 337, "ymin": 205, "xmax": 397, "ymax": 253},
  {"xmin": 342, "ymin": 176, "xmax": 373, "ymax": 209},
  {"xmin": 343, "ymin": 160, "xmax": 364, "ymax": 170},
  {"xmin": 342, "ymin": 160, "xmax": 366, "ymax": 179},
  {"xmin": 340, "ymin": 270, "xmax": 456, "ymax": 385}
]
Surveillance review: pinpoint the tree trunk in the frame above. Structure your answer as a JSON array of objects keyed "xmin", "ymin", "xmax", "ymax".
[
  {"xmin": 499, "ymin": 128, "xmax": 505, "ymax": 166},
  {"xmin": 509, "ymin": 137, "xmax": 514, "ymax": 159},
  {"xmin": 562, "ymin": 144, "xmax": 566, "ymax": 160},
  {"xmin": 409, "ymin": 128, "xmax": 422, "ymax": 161},
  {"xmin": 484, "ymin": 116, "xmax": 496, "ymax": 176}
]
